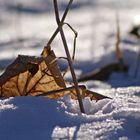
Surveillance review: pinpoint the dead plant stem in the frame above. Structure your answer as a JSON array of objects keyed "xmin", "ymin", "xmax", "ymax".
[
  {"xmin": 47, "ymin": 0, "xmax": 73, "ymax": 45},
  {"xmin": 53, "ymin": 0, "xmax": 85, "ymax": 113}
]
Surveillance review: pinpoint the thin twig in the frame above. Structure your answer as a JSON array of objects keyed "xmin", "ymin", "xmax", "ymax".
[
  {"xmin": 63, "ymin": 22, "xmax": 78, "ymax": 60},
  {"xmin": 53, "ymin": 0, "xmax": 85, "ymax": 113},
  {"xmin": 47, "ymin": 0, "xmax": 73, "ymax": 45},
  {"xmin": 36, "ymin": 85, "xmax": 86, "ymax": 97},
  {"xmin": 62, "ymin": 22, "xmax": 78, "ymax": 77},
  {"xmin": 134, "ymin": 51, "xmax": 140, "ymax": 77},
  {"xmin": 115, "ymin": 13, "xmax": 124, "ymax": 67}
]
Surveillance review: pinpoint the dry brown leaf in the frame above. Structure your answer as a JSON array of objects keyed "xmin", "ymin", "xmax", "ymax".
[
  {"xmin": 0, "ymin": 46, "xmax": 109, "ymax": 100},
  {"xmin": 0, "ymin": 47, "xmax": 66, "ymax": 98}
]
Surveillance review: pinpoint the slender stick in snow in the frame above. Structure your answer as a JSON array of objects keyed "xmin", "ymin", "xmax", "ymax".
[
  {"xmin": 115, "ymin": 14, "xmax": 124, "ymax": 67},
  {"xmin": 47, "ymin": 0, "xmax": 73, "ymax": 45},
  {"xmin": 134, "ymin": 51, "xmax": 140, "ymax": 77},
  {"xmin": 53, "ymin": 0, "xmax": 85, "ymax": 113}
]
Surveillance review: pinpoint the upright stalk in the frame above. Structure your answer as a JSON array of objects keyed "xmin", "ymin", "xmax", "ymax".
[
  {"xmin": 115, "ymin": 14, "xmax": 124, "ymax": 67},
  {"xmin": 134, "ymin": 51, "xmax": 140, "ymax": 78},
  {"xmin": 53, "ymin": 0, "xmax": 85, "ymax": 113},
  {"xmin": 47, "ymin": 0, "xmax": 73, "ymax": 45}
]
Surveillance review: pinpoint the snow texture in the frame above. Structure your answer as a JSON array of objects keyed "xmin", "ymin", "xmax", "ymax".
[{"xmin": 0, "ymin": 0, "xmax": 140, "ymax": 140}]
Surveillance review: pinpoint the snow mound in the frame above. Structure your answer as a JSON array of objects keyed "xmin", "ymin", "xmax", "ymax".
[{"xmin": 0, "ymin": 93, "xmax": 140, "ymax": 140}]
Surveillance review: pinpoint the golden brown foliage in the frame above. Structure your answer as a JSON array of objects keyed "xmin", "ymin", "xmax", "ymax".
[
  {"xmin": 0, "ymin": 47, "xmax": 66, "ymax": 98},
  {"xmin": 0, "ymin": 47, "xmax": 109, "ymax": 100}
]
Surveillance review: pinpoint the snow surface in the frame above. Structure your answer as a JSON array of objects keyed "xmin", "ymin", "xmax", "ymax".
[{"xmin": 0, "ymin": 0, "xmax": 140, "ymax": 140}]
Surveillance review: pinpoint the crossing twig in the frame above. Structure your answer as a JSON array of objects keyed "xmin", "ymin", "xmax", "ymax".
[{"xmin": 53, "ymin": 0, "xmax": 85, "ymax": 113}]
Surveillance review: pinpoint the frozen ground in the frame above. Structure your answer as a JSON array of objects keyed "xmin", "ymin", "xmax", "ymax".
[{"xmin": 0, "ymin": 0, "xmax": 140, "ymax": 140}]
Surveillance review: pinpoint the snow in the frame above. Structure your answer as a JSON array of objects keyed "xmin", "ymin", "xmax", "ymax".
[
  {"xmin": 0, "ymin": 0, "xmax": 140, "ymax": 140},
  {"xmin": 0, "ymin": 95, "xmax": 140, "ymax": 140}
]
